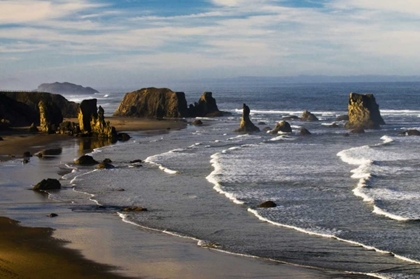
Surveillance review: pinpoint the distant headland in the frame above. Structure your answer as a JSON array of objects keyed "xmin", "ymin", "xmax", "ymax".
[{"xmin": 35, "ymin": 82, "xmax": 99, "ymax": 95}]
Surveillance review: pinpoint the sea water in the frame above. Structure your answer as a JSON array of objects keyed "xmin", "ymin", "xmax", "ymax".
[{"xmin": 2, "ymin": 81, "xmax": 420, "ymax": 278}]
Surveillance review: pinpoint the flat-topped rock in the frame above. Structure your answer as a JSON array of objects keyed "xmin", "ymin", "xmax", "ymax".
[{"xmin": 345, "ymin": 93, "xmax": 385, "ymax": 129}]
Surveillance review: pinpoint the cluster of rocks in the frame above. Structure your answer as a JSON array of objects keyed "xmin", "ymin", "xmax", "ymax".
[
  {"xmin": 113, "ymin": 88, "xmax": 222, "ymax": 118},
  {"xmin": 234, "ymin": 92, "xmax": 386, "ymax": 135}
]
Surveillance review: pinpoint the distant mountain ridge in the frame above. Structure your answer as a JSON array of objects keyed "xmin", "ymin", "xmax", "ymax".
[{"xmin": 36, "ymin": 82, "xmax": 99, "ymax": 95}]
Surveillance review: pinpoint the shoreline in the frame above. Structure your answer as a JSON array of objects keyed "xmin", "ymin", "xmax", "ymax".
[{"xmin": 0, "ymin": 116, "xmax": 372, "ymax": 279}]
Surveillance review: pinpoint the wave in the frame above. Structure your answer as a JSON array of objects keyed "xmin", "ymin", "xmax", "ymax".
[{"xmin": 144, "ymin": 148, "xmax": 184, "ymax": 175}]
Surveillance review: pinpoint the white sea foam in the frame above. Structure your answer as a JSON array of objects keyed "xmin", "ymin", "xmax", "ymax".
[
  {"xmin": 372, "ymin": 206, "xmax": 410, "ymax": 221},
  {"xmin": 144, "ymin": 148, "xmax": 183, "ymax": 175}
]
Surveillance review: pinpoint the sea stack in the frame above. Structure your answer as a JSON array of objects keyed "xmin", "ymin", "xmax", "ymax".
[
  {"xmin": 38, "ymin": 100, "xmax": 63, "ymax": 134},
  {"xmin": 235, "ymin": 103, "xmax": 260, "ymax": 133},
  {"xmin": 345, "ymin": 93, "xmax": 385, "ymax": 129},
  {"xmin": 78, "ymin": 99, "xmax": 117, "ymax": 138},
  {"xmin": 113, "ymin": 87, "xmax": 189, "ymax": 118}
]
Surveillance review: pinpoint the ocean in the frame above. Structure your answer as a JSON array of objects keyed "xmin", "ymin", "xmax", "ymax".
[{"xmin": 2, "ymin": 81, "xmax": 420, "ymax": 278}]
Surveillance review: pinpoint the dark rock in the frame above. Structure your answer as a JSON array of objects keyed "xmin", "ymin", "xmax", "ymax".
[
  {"xmin": 38, "ymin": 100, "xmax": 63, "ymax": 134},
  {"xmin": 48, "ymin": 213, "xmax": 58, "ymax": 218},
  {"xmin": 343, "ymin": 133, "xmax": 350, "ymax": 137},
  {"xmin": 29, "ymin": 123, "xmax": 38, "ymax": 132},
  {"xmin": 0, "ymin": 94, "xmax": 36, "ymax": 127},
  {"xmin": 36, "ymin": 82, "xmax": 98, "ymax": 95},
  {"xmin": 300, "ymin": 110, "xmax": 319, "ymax": 121},
  {"xmin": 36, "ymin": 148, "xmax": 62, "ymax": 158},
  {"xmin": 117, "ymin": 133, "xmax": 131, "ymax": 141},
  {"xmin": 300, "ymin": 127, "xmax": 311, "ymax": 135},
  {"xmin": 33, "ymin": 178, "xmax": 61, "ymax": 191},
  {"xmin": 270, "ymin": 121, "xmax": 292, "ymax": 134},
  {"xmin": 235, "ymin": 104, "xmax": 260, "ymax": 133},
  {"xmin": 192, "ymin": 119, "xmax": 203, "ymax": 126},
  {"xmin": 117, "ymin": 188, "xmax": 125, "ymax": 192},
  {"xmin": 345, "ymin": 93, "xmax": 385, "ymax": 129},
  {"xmin": 122, "ymin": 206, "xmax": 148, "ymax": 212},
  {"xmin": 58, "ymin": 121, "xmax": 80, "ymax": 136},
  {"xmin": 257, "ymin": 122, "xmax": 266, "ymax": 125},
  {"xmin": 97, "ymin": 161, "xmax": 115, "ymax": 169},
  {"xmin": 0, "ymin": 137, "xmax": 3, "ymax": 141},
  {"xmin": 0, "ymin": 91, "xmax": 79, "ymax": 119},
  {"xmin": 74, "ymin": 155, "xmax": 99, "ymax": 165},
  {"xmin": 350, "ymin": 128, "xmax": 365, "ymax": 134},
  {"xmin": 336, "ymin": 115, "xmax": 349, "ymax": 121},
  {"xmin": 22, "ymin": 158, "xmax": 29, "ymax": 164},
  {"xmin": 189, "ymin": 92, "xmax": 221, "ymax": 117},
  {"xmin": 258, "ymin": 201, "xmax": 277, "ymax": 208},
  {"xmin": 399, "ymin": 129, "xmax": 420, "ymax": 136},
  {"xmin": 113, "ymin": 87, "xmax": 189, "ymax": 118},
  {"xmin": 130, "ymin": 159, "xmax": 143, "ymax": 164},
  {"xmin": 23, "ymin": 151, "xmax": 32, "ymax": 158},
  {"xmin": 102, "ymin": 158, "xmax": 112, "ymax": 164}
]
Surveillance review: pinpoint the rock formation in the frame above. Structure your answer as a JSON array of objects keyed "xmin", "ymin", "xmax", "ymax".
[
  {"xmin": 235, "ymin": 103, "xmax": 260, "ymax": 133},
  {"xmin": 345, "ymin": 93, "xmax": 385, "ymax": 129},
  {"xmin": 78, "ymin": 99, "xmax": 116, "ymax": 138},
  {"xmin": 1, "ymin": 91, "xmax": 79, "ymax": 119},
  {"xmin": 300, "ymin": 127, "xmax": 311, "ymax": 135},
  {"xmin": 38, "ymin": 100, "xmax": 63, "ymax": 134},
  {"xmin": 258, "ymin": 201, "xmax": 277, "ymax": 208},
  {"xmin": 75, "ymin": 155, "xmax": 99, "ymax": 165},
  {"xmin": 0, "ymin": 94, "xmax": 37, "ymax": 127},
  {"xmin": 189, "ymin": 92, "xmax": 222, "ymax": 117},
  {"xmin": 36, "ymin": 82, "xmax": 98, "ymax": 95},
  {"xmin": 300, "ymin": 110, "xmax": 318, "ymax": 121},
  {"xmin": 270, "ymin": 121, "xmax": 292, "ymax": 134},
  {"xmin": 113, "ymin": 88, "xmax": 189, "ymax": 118}
]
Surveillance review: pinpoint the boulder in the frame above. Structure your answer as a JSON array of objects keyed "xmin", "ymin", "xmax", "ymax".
[
  {"xmin": 58, "ymin": 121, "xmax": 80, "ymax": 136},
  {"xmin": 36, "ymin": 148, "xmax": 62, "ymax": 158},
  {"xmin": 192, "ymin": 119, "xmax": 203, "ymax": 126},
  {"xmin": 270, "ymin": 121, "xmax": 292, "ymax": 134},
  {"xmin": 130, "ymin": 159, "xmax": 143, "ymax": 164},
  {"xmin": 117, "ymin": 133, "xmax": 131, "ymax": 141},
  {"xmin": 38, "ymin": 100, "xmax": 63, "ymax": 134},
  {"xmin": 0, "ymin": 94, "xmax": 36, "ymax": 127},
  {"xmin": 47, "ymin": 213, "xmax": 58, "ymax": 218},
  {"xmin": 345, "ymin": 93, "xmax": 385, "ymax": 129},
  {"xmin": 36, "ymin": 82, "xmax": 98, "ymax": 95},
  {"xmin": 300, "ymin": 127, "xmax": 311, "ymax": 135},
  {"xmin": 113, "ymin": 88, "xmax": 189, "ymax": 118},
  {"xmin": 300, "ymin": 110, "xmax": 318, "ymax": 121},
  {"xmin": 258, "ymin": 201, "xmax": 277, "ymax": 208},
  {"xmin": 97, "ymin": 161, "xmax": 115, "ymax": 169},
  {"xmin": 74, "ymin": 155, "xmax": 99, "ymax": 165},
  {"xmin": 23, "ymin": 151, "xmax": 32, "ymax": 158},
  {"xmin": 235, "ymin": 103, "xmax": 260, "ymax": 133},
  {"xmin": 33, "ymin": 178, "xmax": 61, "ymax": 191},
  {"xmin": 399, "ymin": 129, "xmax": 420, "ymax": 136}
]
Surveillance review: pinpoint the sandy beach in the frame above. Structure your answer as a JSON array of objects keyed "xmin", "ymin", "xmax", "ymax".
[{"xmin": 0, "ymin": 117, "xmax": 363, "ymax": 279}]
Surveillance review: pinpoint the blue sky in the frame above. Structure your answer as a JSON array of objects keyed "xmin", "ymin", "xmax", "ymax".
[{"xmin": 1, "ymin": 0, "xmax": 420, "ymax": 89}]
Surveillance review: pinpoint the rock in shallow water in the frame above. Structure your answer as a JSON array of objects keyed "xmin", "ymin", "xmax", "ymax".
[{"xmin": 33, "ymin": 178, "xmax": 61, "ymax": 191}]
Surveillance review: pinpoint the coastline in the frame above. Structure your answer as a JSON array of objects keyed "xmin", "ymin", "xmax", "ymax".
[{"xmin": 0, "ymin": 116, "xmax": 370, "ymax": 279}]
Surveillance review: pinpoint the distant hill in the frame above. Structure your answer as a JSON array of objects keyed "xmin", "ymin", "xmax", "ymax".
[{"xmin": 36, "ymin": 82, "xmax": 99, "ymax": 95}]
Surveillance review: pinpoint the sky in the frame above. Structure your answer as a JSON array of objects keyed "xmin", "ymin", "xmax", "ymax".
[{"xmin": 1, "ymin": 0, "xmax": 420, "ymax": 89}]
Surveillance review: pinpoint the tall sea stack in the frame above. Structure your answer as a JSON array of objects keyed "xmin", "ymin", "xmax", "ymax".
[
  {"xmin": 235, "ymin": 103, "xmax": 260, "ymax": 133},
  {"xmin": 345, "ymin": 93, "xmax": 385, "ymax": 129}
]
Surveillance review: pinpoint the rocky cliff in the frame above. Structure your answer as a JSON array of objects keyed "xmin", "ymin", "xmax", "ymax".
[
  {"xmin": 189, "ymin": 92, "xmax": 222, "ymax": 117},
  {"xmin": 1, "ymin": 91, "xmax": 79, "ymax": 118},
  {"xmin": 36, "ymin": 82, "xmax": 98, "ymax": 95},
  {"xmin": 345, "ymin": 93, "xmax": 385, "ymax": 129},
  {"xmin": 0, "ymin": 94, "xmax": 36, "ymax": 127},
  {"xmin": 235, "ymin": 103, "xmax": 260, "ymax": 133},
  {"xmin": 113, "ymin": 88, "xmax": 189, "ymax": 118}
]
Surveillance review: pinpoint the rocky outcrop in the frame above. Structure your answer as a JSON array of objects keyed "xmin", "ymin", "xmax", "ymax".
[
  {"xmin": 38, "ymin": 100, "xmax": 63, "ymax": 134},
  {"xmin": 235, "ymin": 104, "xmax": 260, "ymax": 133},
  {"xmin": 0, "ymin": 94, "xmax": 36, "ymax": 127},
  {"xmin": 33, "ymin": 178, "xmax": 61, "ymax": 191},
  {"xmin": 189, "ymin": 92, "xmax": 222, "ymax": 117},
  {"xmin": 192, "ymin": 119, "xmax": 203, "ymax": 126},
  {"xmin": 258, "ymin": 201, "xmax": 277, "ymax": 208},
  {"xmin": 345, "ymin": 93, "xmax": 385, "ymax": 129},
  {"xmin": 1, "ymin": 91, "xmax": 79, "ymax": 119},
  {"xmin": 270, "ymin": 121, "xmax": 292, "ymax": 134},
  {"xmin": 300, "ymin": 110, "xmax": 318, "ymax": 121},
  {"xmin": 36, "ymin": 82, "xmax": 98, "ymax": 95},
  {"xmin": 113, "ymin": 88, "xmax": 189, "ymax": 118},
  {"xmin": 399, "ymin": 129, "xmax": 420, "ymax": 136},
  {"xmin": 78, "ymin": 99, "xmax": 116, "ymax": 138},
  {"xmin": 300, "ymin": 127, "xmax": 311, "ymax": 135}
]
